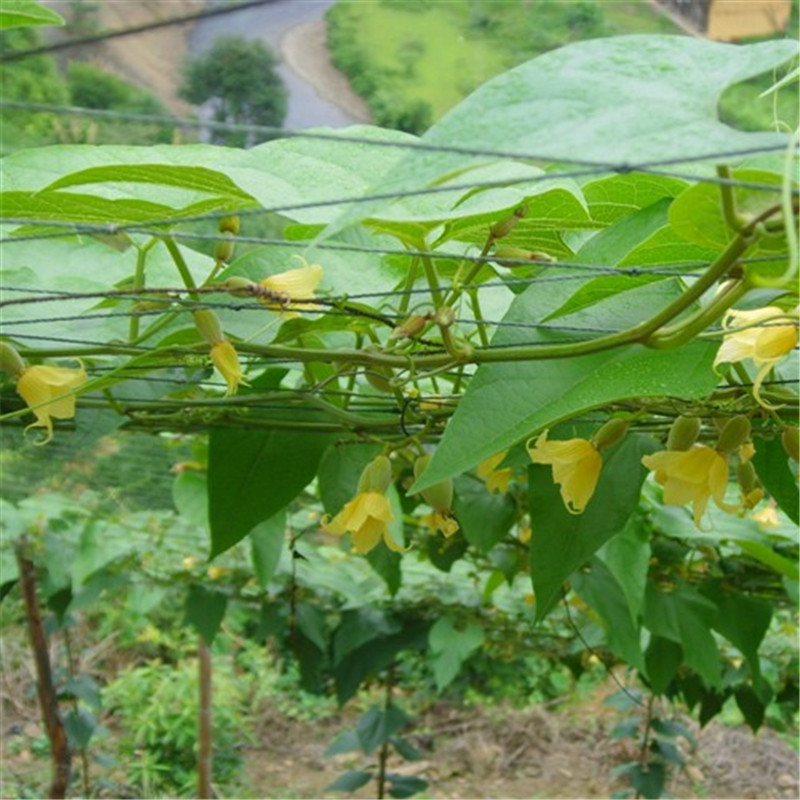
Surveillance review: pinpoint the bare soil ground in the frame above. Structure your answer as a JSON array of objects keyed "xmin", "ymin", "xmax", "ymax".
[{"xmin": 244, "ymin": 692, "xmax": 799, "ymax": 800}]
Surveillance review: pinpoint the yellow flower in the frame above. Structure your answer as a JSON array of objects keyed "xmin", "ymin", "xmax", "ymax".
[
  {"xmin": 714, "ymin": 306, "xmax": 798, "ymax": 407},
  {"xmin": 210, "ymin": 339, "xmax": 246, "ymax": 396},
  {"xmin": 322, "ymin": 491, "xmax": 401, "ymax": 554},
  {"xmin": 642, "ymin": 445, "xmax": 729, "ymax": 527},
  {"xmin": 259, "ymin": 260, "xmax": 323, "ymax": 315},
  {"xmin": 16, "ymin": 363, "xmax": 87, "ymax": 444},
  {"xmin": 751, "ymin": 502, "xmax": 780, "ymax": 529},
  {"xmin": 527, "ymin": 432, "xmax": 602, "ymax": 514},
  {"xmin": 422, "ymin": 511, "xmax": 460, "ymax": 538},
  {"xmin": 476, "ymin": 451, "xmax": 513, "ymax": 494}
]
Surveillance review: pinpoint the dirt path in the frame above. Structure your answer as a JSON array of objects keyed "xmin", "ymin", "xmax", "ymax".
[{"xmin": 280, "ymin": 19, "xmax": 371, "ymax": 123}]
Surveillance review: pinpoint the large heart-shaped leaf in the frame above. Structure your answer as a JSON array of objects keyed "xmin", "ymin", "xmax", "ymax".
[{"xmin": 323, "ymin": 36, "xmax": 797, "ymax": 236}]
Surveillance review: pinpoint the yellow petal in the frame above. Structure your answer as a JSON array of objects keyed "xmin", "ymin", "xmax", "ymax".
[
  {"xmin": 260, "ymin": 263, "xmax": 323, "ymax": 313},
  {"xmin": 210, "ymin": 340, "xmax": 246, "ymax": 396},
  {"xmin": 16, "ymin": 364, "xmax": 86, "ymax": 444}
]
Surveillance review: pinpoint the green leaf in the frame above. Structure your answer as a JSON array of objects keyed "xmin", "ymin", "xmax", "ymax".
[
  {"xmin": 571, "ymin": 558, "xmax": 645, "ymax": 673},
  {"xmin": 630, "ymin": 763, "xmax": 666, "ymax": 800},
  {"xmin": 334, "ymin": 617, "xmax": 429, "ymax": 705},
  {"xmin": 184, "ymin": 584, "xmax": 228, "ymax": 644},
  {"xmin": 64, "ymin": 708, "xmax": 96, "ymax": 750},
  {"xmin": 428, "ymin": 616, "xmax": 485, "ymax": 691},
  {"xmin": 207, "ymin": 427, "xmax": 330, "ymax": 557},
  {"xmin": 250, "ymin": 511, "xmax": 285, "ymax": 588},
  {"xmin": 326, "ymin": 770, "xmax": 373, "ymax": 793},
  {"xmin": 61, "ymin": 675, "xmax": 102, "ymax": 711},
  {"xmin": 452, "ymin": 476, "xmax": 515, "ymax": 553},
  {"xmin": 387, "ymin": 774, "xmax": 428, "ymax": 799},
  {"xmin": 333, "ymin": 608, "xmax": 401, "ymax": 666},
  {"xmin": 734, "ymin": 685, "xmax": 767, "ymax": 733},
  {"xmin": 412, "ymin": 279, "xmax": 718, "ymax": 493},
  {"xmin": 44, "ymin": 165, "xmax": 254, "ymax": 201},
  {"xmin": 1, "ymin": 190, "xmax": 232, "ymax": 227},
  {"xmin": 752, "ymin": 435, "xmax": 799, "ymax": 524},
  {"xmin": 0, "ymin": 0, "xmax": 64, "ymax": 29},
  {"xmin": 391, "ymin": 737, "xmax": 423, "ymax": 762},
  {"xmin": 325, "ymin": 729, "xmax": 361, "ymax": 757},
  {"xmin": 668, "ymin": 169, "xmax": 784, "ymax": 253},
  {"xmin": 356, "ymin": 704, "xmax": 411, "ymax": 754},
  {"xmin": 643, "ymin": 582, "xmax": 721, "ymax": 689},
  {"xmin": 172, "ymin": 471, "xmax": 209, "ymax": 530},
  {"xmin": 529, "ymin": 435, "xmax": 658, "ymax": 621},
  {"xmin": 645, "ymin": 636, "xmax": 683, "ymax": 695},
  {"xmin": 597, "ymin": 515, "xmax": 651, "ymax": 624},
  {"xmin": 325, "ymin": 36, "xmax": 798, "ymax": 234},
  {"xmin": 701, "ymin": 585, "xmax": 771, "ymax": 679},
  {"xmin": 583, "ymin": 173, "xmax": 688, "ymax": 225}
]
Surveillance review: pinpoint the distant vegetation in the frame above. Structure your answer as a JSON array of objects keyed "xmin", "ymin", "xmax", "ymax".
[
  {"xmin": 327, "ymin": 0, "xmax": 798, "ymax": 134},
  {"xmin": 179, "ymin": 35, "xmax": 288, "ymax": 148}
]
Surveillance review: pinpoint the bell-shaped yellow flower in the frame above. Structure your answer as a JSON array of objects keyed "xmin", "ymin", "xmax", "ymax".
[
  {"xmin": 210, "ymin": 340, "xmax": 246, "ymax": 396},
  {"xmin": 641, "ymin": 445, "xmax": 729, "ymax": 527},
  {"xmin": 322, "ymin": 491, "xmax": 401, "ymax": 554},
  {"xmin": 16, "ymin": 363, "xmax": 87, "ymax": 444},
  {"xmin": 259, "ymin": 260, "xmax": 323, "ymax": 315},
  {"xmin": 476, "ymin": 451, "xmax": 513, "ymax": 494},
  {"xmin": 527, "ymin": 432, "xmax": 602, "ymax": 514},
  {"xmin": 422, "ymin": 511, "xmax": 459, "ymax": 538},
  {"xmin": 714, "ymin": 306, "xmax": 798, "ymax": 407}
]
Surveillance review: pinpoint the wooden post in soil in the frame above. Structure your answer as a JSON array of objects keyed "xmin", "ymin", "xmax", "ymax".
[
  {"xmin": 198, "ymin": 635, "xmax": 213, "ymax": 799},
  {"xmin": 15, "ymin": 538, "xmax": 72, "ymax": 799}
]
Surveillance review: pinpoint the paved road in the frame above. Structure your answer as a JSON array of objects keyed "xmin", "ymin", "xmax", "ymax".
[{"xmin": 189, "ymin": 0, "xmax": 360, "ymax": 130}]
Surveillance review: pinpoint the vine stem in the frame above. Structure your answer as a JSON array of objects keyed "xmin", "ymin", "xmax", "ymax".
[
  {"xmin": 635, "ymin": 693, "xmax": 657, "ymax": 800},
  {"xmin": 377, "ymin": 661, "xmax": 395, "ymax": 800},
  {"xmin": 162, "ymin": 236, "xmax": 200, "ymax": 300},
  {"xmin": 197, "ymin": 636, "xmax": 213, "ymax": 800}
]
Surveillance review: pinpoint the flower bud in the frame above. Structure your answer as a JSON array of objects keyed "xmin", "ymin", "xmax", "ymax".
[
  {"xmin": 591, "ymin": 418, "xmax": 629, "ymax": 451},
  {"xmin": 0, "ymin": 341, "xmax": 26, "ymax": 378},
  {"xmin": 667, "ymin": 416, "xmax": 701, "ymax": 451},
  {"xmin": 214, "ymin": 232, "xmax": 235, "ymax": 263},
  {"xmin": 193, "ymin": 309, "xmax": 224, "ymax": 346},
  {"xmin": 364, "ymin": 367, "xmax": 394, "ymax": 393},
  {"xmin": 490, "ymin": 205, "xmax": 528, "ymax": 240},
  {"xmin": 493, "ymin": 247, "xmax": 554, "ymax": 267},
  {"xmin": 414, "ymin": 454, "xmax": 453, "ymax": 511},
  {"xmin": 390, "ymin": 314, "xmax": 428, "ymax": 340},
  {"xmin": 716, "ymin": 416, "xmax": 752, "ymax": 455},
  {"xmin": 782, "ymin": 427, "xmax": 799, "ymax": 462},
  {"xmin": 219, "ymin": 215, "xmax": 240, "ymax": 235},
  {"xmin": 357, "ymin": 454, "xmax": 392, "ymax": 494},
  {"xmin": 222, "ymin": 276, "xmax": 257, "ymax": 298},
  {"xmin": 737, "ymin": 460, "xmax": 758, "ymax": 494}
]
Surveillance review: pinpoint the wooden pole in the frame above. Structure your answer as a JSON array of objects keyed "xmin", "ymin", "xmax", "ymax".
[{"xmin": 15, "ymin": 538, "xmax": 72, "ymax": 799}]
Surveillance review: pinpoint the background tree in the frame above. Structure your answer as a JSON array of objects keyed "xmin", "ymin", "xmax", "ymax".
[{"xmin": 179, "ymin": 35, "xmax": 288, "ymax": 147}]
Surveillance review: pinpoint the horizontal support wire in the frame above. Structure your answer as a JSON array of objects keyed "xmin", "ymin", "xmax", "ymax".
[{"xmin": 0, "ymin": 99, "xmax": 794, "ymax": 174}]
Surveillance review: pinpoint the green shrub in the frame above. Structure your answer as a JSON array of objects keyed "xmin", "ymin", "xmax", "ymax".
[{"xmin": 103, "ymin": 659, "xmax": 248, "ymax": 796}]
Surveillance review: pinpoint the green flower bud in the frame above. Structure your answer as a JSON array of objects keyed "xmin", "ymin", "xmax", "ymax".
[
  {"xmin": 357, "ymin": 454, "xmax": 392, "ymax": 494},
  {"xmin": 490, "ymin": 205, "xmax": 528, "ymax": 240},
  {"xmin": 222, "ymin": 276, "xmax": 257, "ymax": 298},
  {"xmin": 0, "ymin": 341, "xmax": 26, "ymax": 378},
  {"xmin": 493, "ymin": 247, "xmax": 555, "ymax": 267},
  {"xmin": 414, "ymin": 454, "xmax": 453, "ymax": 511},
  {"xmin": 193, "ymin": 309, "xmax": 224, "ymax": 346},
  {"xmin": 434, "ymin": 306, "xmax": 455, "ymax": 328},
  {"xmin": 716, "ymin": 416, "xmax": 752, "ymax": 455},
  {"xmin": 667, "ymin": 416, "xmax": 701, "ymax": 451},
  {"xmin": 591, "ymin": 419, "xmax": 629, "ymax": 451},
  {"xmin": 214, "ymin": 232, "xmax": 235, "ymax": 263},
  {"xmin": 782, "ymin": 426, "xmax": 799, "ymax": 462},
  {"xmin": 219, "ymin": 215, "xmax": 240, "ymax": 235},
  {"xmin": 737, "ymin": 460, "xmax": 758, "ymax": 494}
]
